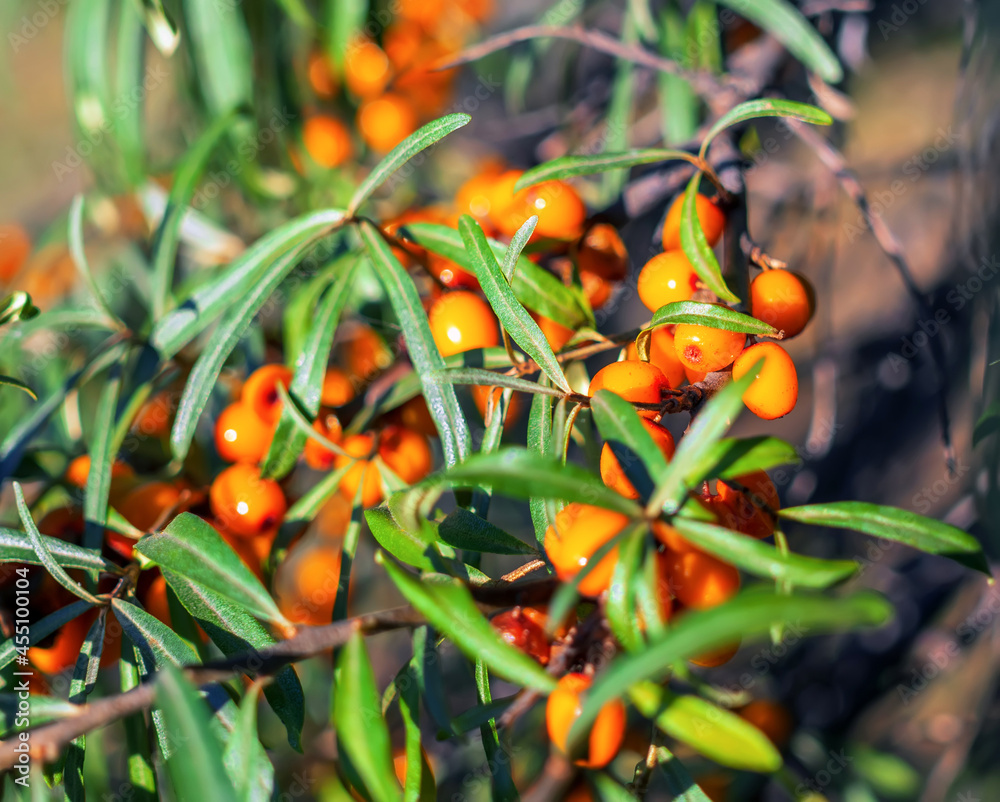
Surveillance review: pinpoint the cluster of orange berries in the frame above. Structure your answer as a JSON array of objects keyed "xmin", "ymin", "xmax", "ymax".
[{"xmin": 300, "ymin": 0, "xmax": 491, "ymax": 166}]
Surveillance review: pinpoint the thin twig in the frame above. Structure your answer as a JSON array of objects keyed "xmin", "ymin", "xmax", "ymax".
[{"xmin": 741, "ymin": 233, "xmax": 788, "ymax": 271}]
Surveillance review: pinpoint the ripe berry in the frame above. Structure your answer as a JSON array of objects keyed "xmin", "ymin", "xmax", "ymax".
[
  {"xmin": 117, "ymin": 482, "xmax": 186, "ymax": 532},
  {"xmin": 661, "ymin": 193, "xmax": 726, "ymax": 251},
  {"xmin": 131, "ymin": 392, "xmax": 173, "ymax": 437},
  {"xmin": 340, "ymin": 324, "xmax": 393, "ymax": 382},
  {"xmin": 29, "ymin": 614, "xmax": 89, "ymax": 674},
  {"xmin": 589, "ymin": 360, "xmax": 670, "ymax": 420},
  {"xmin": 532, "ymin": 313, "xmax": 575, "ymax": 352},
  {"xmin": 580, "ymin": 269, "xmax": 613, "ymax": 310},
  {"xmin": 210, "ymin": 464, "xmax": 287, "ymax": 539},
  {"xmin": 750, "ymin": 270, "xmax": 815, "ymax": 338},
  {"xmin": 215, "ymin": 402, "xmax": 275, "ymax": 464},
  {"xmin": 275, "ymin": 541, "xmax": 343, "ymax": 625},
  {"xmin": 455, "ymin": 166, "xmax": 508, "ymax": 226},
  {"xmin": 392, "ymin": 395, "xmax": 438, "ymax": 438},
  {"xmin": 0, "ymin": 223, "xmax": 31, "ymax": 282},
  {"xmin": 428, "ymin": 291, "xmax": 499, "ymax": 358},
  {"xmin": 673, "ymin": 324, "xmax": 745, "ymax": 373},
  {"xmin": 626, "ymin": 327, "xmax": 686, "ymax": 389},
  {"xmin": 378, "ymin": 424, "xmax": 433, "ymax": 484},
  {"xmin": 334, "ymin": 433, "xmax": 383, "ymax": 507},
  {"xmin": 303, "ymin": 115, "xmax": 353, "ymax": 168},
  {"xmin": 732, "ymin": 342, "xmax": 798, "ymax": 420},
  {"xmin": 242, "ymin": 364, "xmax": 293, "ymax": 425},
  {"xmin": 577, "ymin": 223, "xmax": 628, "ymax": 281},
  {"xmin": 143, "ymin": 574, "xmax": 172, "ymax": 626},
  {"xmin": 492, "ymin": 609, "xmax": 551, "ymax": 664},
  {"xmin": 665, "ymin": 550, "xmax": 740, "ymax": 610},
  {"xmin": 344, "ymin": 40, "xmax": 392, "ymax": 98},
  {"xmin": 306, "ymin": 51, "xmax": 338, "ymax": 99},
  {"xmin": 321, "ymin": 367, "xmax": 356, "ymax": 407},
  {"xmin": 546, "ymin": 673, "xmax": 626, "ymax": 768},
  {"xmin": 600, "ymin": 419, "xmax": 675, "ymax": 499},
  {"xmin": 739, "ymin": 699, "xmax": 793, "ymax": 748},
  {"xmin": 357, "ymin": 94, "xmax": 418, "ymax": 153},
  {"xmin": 65, "ymin": 455, "xmax": 135, "ymax": 491},
  {"xmin": 496, "ymin": 179, "xmax": 587, "ymax": 242},
  {"xmin": 637, "ymin": 251, "xmax": 699, "ymax": 312},
  {"xmin": 544, "ymin": 503, "xmax": 627, "ymax": 597},
  {"xmin": 715, "ymin": 471, "xmax": 779, "ymax": 538},
  {"xmin": 303, "ymin": 413, "xmax": 344, "ymax": 471}
]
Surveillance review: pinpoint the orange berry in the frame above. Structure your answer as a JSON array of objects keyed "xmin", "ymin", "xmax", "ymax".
[
  {"xmin": 637, "ymin": 251, "xmax": 700, "ymax": 312},
  {"xmin": 626, "ymin": 326, "xmax": 686, "ymax": 389},
  {"xmin": 0, "ymin": 223, "xmax": 31, "ymax": 282},
  {"xmin": 652, "ymin": 520, "xmax": 698, "ymax": 554},
  {"xmin": 209, "ymin": 464, "xmax": 287, "ymax": 539},
  {"xmin": 392, "ymin": 395, "xmax": 438, "ymax": 438},
  {"xmin": 386, "ymin": 208, "xmax": 479, "ymax": 289},
  {"xmin": 532, "ymin": 313, "xmax": 575, "ymax": 352},
  {"xmin": 38, "ymin": 506, "xmax": 85, "ymax": 540},
  {"xmin": 589, "ymin": 360, "xmax": 669, "ymax": 420},
  {"xmin": 690, "ymin": 640, "xmax": 740, "ymax": 668},
  {"xmin": 131, "ymin": 392, "xmax": 174, "ymax": 437},
  {"xmin": 492, "ymin": 609, "xmax": 551, "ymax": 664},
  {"xmin": 344, "ymin": 39, "xmax": 392, "ymax": 98},
  {"xmin": 378, "ymin": 424, "xmax": 433, "ymax": 484},
  {"xmin": 750, "ymin": 270, "xmax": 814, "ymax": 338},
  {"xmin": 475, "ymin": 169, "xmax": 523, "ymax": 227},
  {"xmin": 577, "ymin": 224, "xmax": 627, "ymax": 281},
  {"xmin": 471, "ymin": 386, "xmax": 524, "ymax": 431},
  {"xmin": 715, "ymin": 471, "xmax": 779, "ymax": 539},
  {"xmin": 65, "ymin": 455, "xmax": 135, "ymax": 490},
  {"xmin": 321, "ymin": 367, "xmax": 356, "ymax": 407},
  {"xmin": 580, "ymin": 269, "xmax": 613, "ymax": 310},
  {"xmin": 497, "ymin": 180, "xmax": 587, "ymax": 241},
  {"xmin": 340, "ymin": 324, "xmax": 393, "ymax": 382},
  {"xmin": 673, "ymin": 324, "xmax": 745, "ymax": 373},
  {"xmin": 665, "ymin": 550, "xmax": 740, "ymax": 610},
  {"xmin": 455, "ymin": 164, "xmax": 507, "ymax": 224},
  {"xmin": 357, "ymin": 93, "xmax": 418, "ymax": 153},
  {"xmin": 662, "ymin": 193, "xmax": 726, "ymax": 252},
  {"xmin": 303, "ymin": 413, "xmax": 344, "ymax": 471},
  {"xmin": 600, "ymin": 419, "xmax": 675, "ymax": 499},
  {"xmin": 307, "ymin": 50, "xmax": 338, "ymax": 99},
  {"xmin": 544, "ymin": 503, "xmax": 627, "ymax": 597},
  {"xmin": 546, "ymin": 673, "xmax": 626, "ymax": 768},
  {"xmin": 275, "ymin": 541, "xmax": 343, "ymax": 625},
  {"xmin": 29, "ymin": 614, "xmax": 89, "ymax": 675},
  {"xmin": 242, "ymin": 364, "xmax": 293, "ymax": 425},
  {"xmin": 383, "ymin": 23, "xmax": 423, "ymax": 70},
  {"xmin": 215, "ymin": 402, "xmax": 275, "ymax": 464},
  {"xmin": 520, "ymin": 605, "xmax": 575, "ymax": 640},
  {"xmin": 117, "ymin": 482, "xmax": 186, "ymax": 532},
  {"xmin": 335, "ymin": 433, "xmax": 383, "ymax": 507},
  {"xmin": 395, "ymin": 0, "xmax": 447, "ymax": 29},
  {"xmin": 684, "ymin": 364, "xmax": 707, "ymax": 385},
  {"xmin": 312, "ymin": 493, "xmax": 353, "ymax": 540},
  {"xmin": 732, "ymin": 342, "xmax": 798, "ymax": 420},
  {"xmin": 143, "ymin": 574, "xmax": 172, "ymax": 626},
  {"xmin": 428, "ymin": 291, "xmax": 499, "ymax": 358},
  {"xmin": 739, "ymin": 699, "xmax": 793, "ymax": 748},
  {"xmin": 218, "ymin": 523, "xmax": 266, "ymax": 581},
  {"xmin": 303, "ymin": 115, "xmax": 353, "ymax": 168}
]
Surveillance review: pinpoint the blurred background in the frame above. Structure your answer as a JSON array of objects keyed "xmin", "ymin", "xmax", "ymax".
[{"xmin": 1, "ymin": 0, "xmax": 998, "ymax": 799}]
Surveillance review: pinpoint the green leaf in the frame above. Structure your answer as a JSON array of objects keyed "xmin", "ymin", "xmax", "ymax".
[
  {"xmin": 0, "ymin": 600, "xmax": 93, "ymax": 678},
  {"xmin": 162, "ymin": 569, "xmax": 305, "ymax": 751},
  {"xmin": 513, "ymin": 150, "xmax": 696, "ymax": 192},
  {"xmin": 657, "ymin": 748, "xmax": 713, "ymax": 801},
  {"xmin": 133, "ymin": 0, "xmax": 180, "ymax": 55},
  {"xmin": 779, "ymin": 502, "xmax": 989, "ymax": 575},
  {"xmin": 155, "ymin": 665, "xmax": 239, "ymax": 802},
  {"xmin": 0, "ymin": 291, "xmax": 40, "ymax": 327},
  {"xmin": 696, "ymin": 436, "xmax": 800, "ymax": 481},
  {"xmin": 151, "ymin": 110, "xmax": 243, "ymax": 318},
  {"xmin": 366, "ymin": 505, "xmax": 446, "ymax": 571},
  {"xmin": 438, "ymin": 508, "xmax": 538, "ymax": 556},
  {"xmin": 591, "ymin": 389, "xmax": 671, "ymax": 499},
  {"xmin": 182, "ymin": 0, "xmax": 252, "ymax": 118},
  {"xmin": 333, "ymin": 633, "xmax": 403, "ymax": 802},
  {"xmin": 427, "ymin": 367, "xmax": 564, "ymax": 397},
  {"xmin": 151, "ymin": 209, "xmax": 346, "ymax": 358},
  {"xmin": 324, "ymin": 0, "xmax": 367, "ymax": 68},
  {"xmin": 572, "ymin": 589, "xmax": 891, "ymax": 747},
  {"xmin": 118, "ymin": 645, "xmax": 157, "ymax": 800},
  {"xmin": 349, "ymin": 114, "xmax": 471, "ymax": 215},
  {"xmin": 605, "ymin": 527, "xmax": 647, "ymax": 652},
  {"xmin": 643, "ymin": 300, "xmax": 780, "ymax": 337},
  {"xmin": 262, "ymin": 264, "xmax": 356, "ymax": 479},
  {"xmin": 0, "ymin": 375, "xmax": 36, "ymax": 399},
  {"xmin": 851, "ymin": 744, "xmax": 922, "ymax": 799},
  {"xmin": 528, "ymin": 392, "xmax": 555, "ymax": 544},
  {"xmin": 598, "ymin": 11, "xmax": 638, "ymax": 206},
  {"xmin": 69, "ymin": 196, "xmax": 122, "ymax": 327},
  {"xmin": 659, "ymin": 7, "xmax": 697, "ymax": 146},
  {"xmin": 223, "ymin": 684, "xmax": 275, "ymax": 802},
  {"xmin": 360, "ymin": 220, "xmax": 471, "ymax": 467},
  {"xmin": 115, "ymin": 0, "xmax": 147, "ymax": 186},
  {"xmin": 670, "ymin": 518, "xmax": 858, "ymax": 587},
  {"xmin": 380, "ymin": 557, "xmax": 557, "ymax": 694},
  {"xmin": 404, "ymin": 222, "xmax": 591, "ymax": 328},
  {"xmin": 458, "ymin": 215, "xmax": 570, "ymax": 392},
  {"xmin": 715, "ymin": 0, "xmax": 843, "ymax": 83},
  {"xmin": 447, "ymin": 696, "xmax": 516, "ymax": 735},
  {"xmin": 83, "ymin": 362, "xmax": 123, "ymax": 552},
  {"xmin": 474, "ymin": 660, "xmax": 518, "ymax": 802},
  {"xmin": 112, "ymin": 598, "xmax": 200, "ymax": 668},
  {"xmin": 14, "ymin": 483, "xmax": 102, "ymax": 604},
  {"xmin": 0, "ymin": 528, "xmax": 117, "ymax": 573},
  {"xmin": 64, "ymin": 611, "xmax": 108, "ymax": 799},
  {"xmin": 700, "ymin": 99, "xmax": 833, "ymax": 159},
  {"xmin": 501, "ymin": 216, "xmax": 537, "ymax": 282},
  {"xmin": 136, "ymin": 513, "xmax": 289, "ymax": 626},
  {"xmin": 680, "ymin": 173, "xmax": 739, "ymax": 304},
  {"xmin": 973, "ymin": 401, "xmax": 1000, "ymax": 447},
  {"xmin": 170, "ymin": 239, "xmax": 313, "ymax": 460},
  {"xmin": 65, "ymin": 0, "xmax": 113, "ymax": 142},
  {"xmin": 631, "ymin": 687, "xmax": 782, "ymax": 772}
]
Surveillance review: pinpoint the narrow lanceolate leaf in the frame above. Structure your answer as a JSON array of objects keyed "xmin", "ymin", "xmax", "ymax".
[
  {"xmin": 155, "ymin": 665, "xmax": 239, "ymax": 802},
  {"xmin": 112, "ymin": 599, "xmax": 200, "ymax": 668},
  {"xmin": 644, "ymin": 301, "xmax": 780, "ymax": 337},
  {"xmin": 502, "ymin": 216, "xmax": 537, "ymax": 282},
  {"xmin": 324, "ymin": 0, "xmax": 367, "ymax": 68},
  {"xmin": 0, "ymin": 375, "xmax": 36, "ymax": 399},
  {"xmin": 571, "ymin": 589, "xmax": 892, "ymax": 746},
  {"xmin": 333, "ymin": 633, "xmax": 403, "ymax": 802},
  {"xmin": 779, "ymin": 502, "xmax": 989, "ymax": 575},
  {"xmin": 404, "ymin": 222, "xmax": 591, "ymax": 328},
  {"xmin": 14, "ymin": 484, "xmax": 102, "ymax": 604},
  {"xmin": 162, "ymin": 569, "xmax": 305, "ymax": 751},
  {"xmin": 605, "ymin": 527, "xmax": 647, "ymax": 652},
  {"xmin": 680, "ymin": 173, "xmax": 739, "ymax": 304},
  {"xmin": 136, "ymin": 513, "xmax": 289, "ymax": 626},
  {"xmin": 659, "ymin": 6, "xmax": 697, "ymax": 146},
  {"xmin": 151, "ymin": 110, "xmax": 243, "ymax": 317},
  {"xmin": 426, "ymin": 367, "xmax": 565, "ymax": 398},
  {"xmin": 65, "ymin": 0, "xmax": 112, "ymax": 139},
  {"xmin": 700, "ymin": 99, "xmax": 833, "ymax": 159},
  {"xmin": 670, "ymin": 518, "xmax": 857, "ymax": 588},
  {"xmin": 115, "ymin": 0, "xmax": 146, "ymax": 186},
  {"xmin": 349, "ymin": 114, "xmax": 471, "ymax": 215},
  {"xmin": 223, "ymin": 684, "xmax": 274, "ymax": 802},
  {"xmin": 696, "ymin": 436, "xmax": 800, "ymax": 481},
  {"xmin": 263, "ymin": 265, "xmax": 356, "ymax": 479},
  {"xmin": 598, "ymin": 10, "xmax": 638, "ymax": 205},
  {"xmin": 591, "ymin": 389, "xmax": 671, "ymax": 496},
  {"xmin": 170, "ymin": 240, "xmax": 312, "ymax": 461},
  {"xmin": 716, "ymin": 0, "xmax": 843, "ymax": 84},
  {"xmin": 365, "ymin": 506, "xmax": 447, "ymax": 572},
  {"xmin": 83, "ymin": 362, "xmax": 123, "ymax": 552},
  {"xmin": 458, "ymin": 215, "xmax": 570, "ymax": 392},
  {"xmin": 380, "ymin": 558, "xmax": 557, "ymax": 694},
  {"xmin": 151, "ymin": 209, "xmax": 346, "ymax": 358},
  {"xmin": 474, "ymin": 661, "xmax": 518, "ymax": 802},
  {"xmin": 0, "ymin": 600, "xmax": 93, "ymax": 677},
  {"xmin": 64, "ymin": 611, "xmax": 108, "ymax": 799},
  {"xmin": 182, "ymin": 0, "xmax": 252, "ymax": 118},
  {"xmin": 134, "ymin": 0, "xmax": 180, "ymax": 55},
  {"xmin": 360, "ymin": 221, "xmax": 471, "ymax": 467},
  {"xmin": 528, "ymin": 392, "xmax": 555, "ymax": 544},
  {"xmin": 648, "ymin": 364, "xmax": 761, "ymax": 515},
  {"xmin": 438, "ymin": 508, "xmax": 538, "ymax": 556},
  {"xmin": 630, "ymin": 687, "xmax": 782, "ymax": 773},
  {"xmin": 513, "ymin": 149, "xmax": 697, "ymax": 192},
  {"xmin": 0, "ymin": 527, "xmax": 118, "ymax": 573},
  {"xmin": 69, "ymin": 196, "xmax": 121, "ymax": 327}
]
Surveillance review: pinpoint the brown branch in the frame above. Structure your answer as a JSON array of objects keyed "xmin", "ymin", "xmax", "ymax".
[
  {"xmin": 741, "ymin": 232, "xmax": 788, "ymax": 271},
  {"xmin": 430, "ymin": 25, "xmax": 726, "ymax": 101},
  {"xmin": 787, "ymin": 119, "xmax": 956, "ymax": 473}
]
